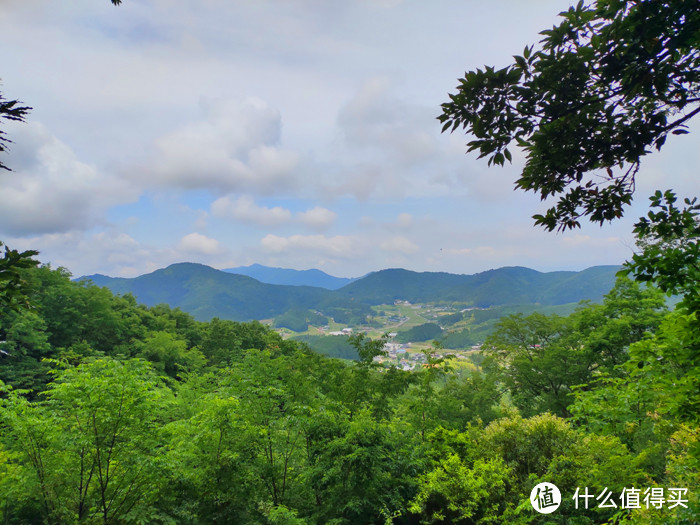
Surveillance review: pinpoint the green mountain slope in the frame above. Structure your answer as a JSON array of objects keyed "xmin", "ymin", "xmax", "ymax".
[
  {"xmin": 82, "ymin": 263, "xmax": 622, "ymax": 324},
  {"xmin": 83, "ymin": 263, "xmax": 370, "ymax": 322},
  {"xmin": 337, "ymin": 265, "xmax": 621, "ymax": 306}
]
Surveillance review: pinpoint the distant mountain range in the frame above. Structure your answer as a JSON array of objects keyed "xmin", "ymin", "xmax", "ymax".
[
  {"xmin": 222, "ymin": 263, "xmax": 359, "ymax": 290},
  {"xmin": 338, "ymin": 265, "xmax": 621, "ymax": 306},
  {"xmin": 80, "ymin": 263, "xmax": 622, "ymax": 323},
  {"xmin": 82, "ymin": 263, "xmax": 369, "ymax": 322}
]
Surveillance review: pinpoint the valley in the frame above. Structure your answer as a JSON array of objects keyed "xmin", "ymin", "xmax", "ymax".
[{"xmin": 82, "ymin": 262, "xmax": 619, "ymax": 355}]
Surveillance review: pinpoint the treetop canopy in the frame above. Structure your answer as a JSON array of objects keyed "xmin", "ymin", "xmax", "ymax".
[{"xmin": 440, "ymin": 0, "xmax": 700, "ymax": 231}]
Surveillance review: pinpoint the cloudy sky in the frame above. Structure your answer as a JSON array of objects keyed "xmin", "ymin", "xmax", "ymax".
[{"xmin": 1, "ymin": 0, "xmax": 698, "ymax": 279}]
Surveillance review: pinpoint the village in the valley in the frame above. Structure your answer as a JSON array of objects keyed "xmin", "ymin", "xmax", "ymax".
[
  {"xmin": 297, "ymin": 298, "xmax": 486, "ymax": 369},
  {"xmin": 372, "ymin": 340, "xmax": 482, "ymax": 371}
]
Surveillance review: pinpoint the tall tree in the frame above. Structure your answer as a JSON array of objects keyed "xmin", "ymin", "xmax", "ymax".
[
  {"xmin": 484, "ymin": 277, "xmax": 666, "ymax": 417},
  {"xmin": 0, "ymin": 358, "xmax": 169, "ymax": 524},
  {"xmin": 440, "ymin": 0, "xmax": 700, "ymax": 231},
  {"xmin": 0, "ymin": 242, "xmax": 39, "ymax": 310}
]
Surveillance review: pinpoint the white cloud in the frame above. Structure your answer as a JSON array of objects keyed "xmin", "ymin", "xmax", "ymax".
[
  {"xmin": 178, "ymin": 232, "xmax": 222, "ymax": 255},
  {"xmin": 442, "ymin": 247, "xmax": 491, "ymax": 259},
  {"xmin": 361, "ymin": 0, "xmax": 405, "ymax": 7},
  {"xmin": 337, "ymin": 77, "xmax": 437, "ymax": 164},
  {"xmin": 320, "ymin": 77, "xmax": 472, "ymax": 200},
  {"xmin": 3, "ymin": 230, "xmax": 151, "ymax": 278},
  {"xmin": 380, "ymin": 236, "xmax": 419, "ymax": 254},
  {"xmin": 137, "ymin": 97, "xmax": 301, "ymax": 194},
  {"xmin": 0, "ymin": 122, "xmax": 136, "ymax": 235},
  {"xmin": 297, "ymin": 206, "xmax": 337, "ymax": 230},
  {"xmin": 261, "ymin": 233, "xmax": 359, "ymax": 258},
  {"xmin": 248, "ymin": 145, "xmax": 300, "ymax": 184},
  {"xmin": 211, "ymin": 195, "xmax": 292, "ymax": 226},
  {"xmin": 212, "ymin": 196, "xmax": 337, "ymax": 230},
  {"xmin": 395, "ymin": 212, "xmax": 413, "ymax": 228},
  {"xmin": 443, "ymin": 247, "xmax": 472, "ymax": 256},
  {"xmin": 3, "ymin": 228, "xmax": 252, "ymax": 278},
  {"xmin": 194, "ymin": 210, "xmax": 208, "ymax": 231}
]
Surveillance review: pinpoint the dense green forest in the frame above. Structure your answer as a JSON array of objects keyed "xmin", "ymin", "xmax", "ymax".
[{"xmin": 0, "ymin": 256, "xmax": 698, "ymax": 523}]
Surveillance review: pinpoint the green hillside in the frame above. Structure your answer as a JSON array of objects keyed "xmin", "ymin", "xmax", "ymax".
[
  {"xmin": 337, "ymin": 265, "xmax": 621, "ymax": 306},
  {"xmin": 84, "ymin": 263, "xmax": 371, "ymax": 323},
  {"xmin": 83, "ymin": 263, "xmax": 621, "ymax": 328}
]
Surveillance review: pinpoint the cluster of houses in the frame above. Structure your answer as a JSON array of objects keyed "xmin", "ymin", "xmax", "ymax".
[
  {"xmin": 326, "ymin": 327, "xmax": 354, "ymax": 336},
  {"xmin": 371, "ymin": 342, "xmax": 481, "ymax": 371},
  {"xmin": 373, "ymin": 342, "xmax": 420, "ymax": 371},
  {"xmin": 315, "ymin": 323, "xmax": 482, "ymax": 371}
]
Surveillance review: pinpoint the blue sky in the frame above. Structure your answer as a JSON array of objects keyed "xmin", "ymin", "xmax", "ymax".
[{"xmin": 1, "ymin": 0, "xmax": 698, "ymax": 278}]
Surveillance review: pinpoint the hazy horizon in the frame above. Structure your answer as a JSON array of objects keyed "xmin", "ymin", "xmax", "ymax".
[{"xmin": 79, "ymin": 259, "xmax": 623, "ymax": 281}]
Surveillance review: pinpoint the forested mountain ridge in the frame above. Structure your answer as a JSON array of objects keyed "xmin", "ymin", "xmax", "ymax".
[
  {"xmin": 82, "ymin": 262, "xmax": 371, "ymax": 323},
  {"xmin": 81, "ymin": 262, "xmax": 621, "ymax": 322},
  {"xmin": 337, "ymin": 265, "xmax": 621, "ymax": 306}
]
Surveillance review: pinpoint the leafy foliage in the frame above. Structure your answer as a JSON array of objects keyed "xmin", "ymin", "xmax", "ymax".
[
  {"xmin": 0, "ymin": 91, "xmax": 31, "ymax": 172},
  {"xmin": 0, "ymin": 359, "xmax": 168, "ymax": 523},
  {"xmin": 440, "ymin": 0, "xmax": 700, "ymax": 230},
  {"xmin": 0, "ymin": 241, "xmax": 39, "ymax": 310},
  {"xmin": 483, "ymin": 277, "xmax": 666, "ymax": 417},
  {"xmin": 624, "ymin": 190, "xmax": 700, "ymax": 311},
  {"xmin": 292, "ymin": 334, "xmax": 360, "ymax": 360}
]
